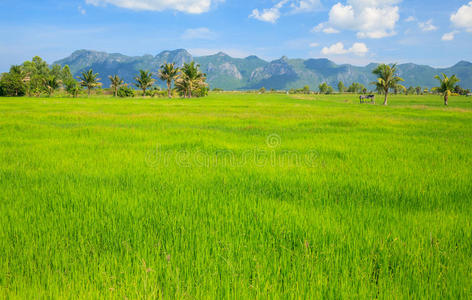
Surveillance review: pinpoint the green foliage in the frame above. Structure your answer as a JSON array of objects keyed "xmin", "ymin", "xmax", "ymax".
[
  {"xmin": 23, "ymin": 56, "xmax": 50, "ymax": 96},
  {"xmin": 64, "ymin": 79, "xmax": 81, "ymax": 98},
  {"xmin": 346, "ymin": 82, "xmax": 365, "ymax": 94},
  {"xmin": 117, "ymin": 85, "xmax": 135, "ymax": 98},
  {"xmin": 193, "ymin": 85, "xmax": 209, "ymax": 97},
  {"xmin": 259, "ymin": 87, "xmax": 266, "ymax": 94},
  {"xmin": 78, "ymin": 69, "xmax": 101, "ymax": 97},
  {"xmin": 433, "ymin": 73, "xmax": 460, "ymax": 96},
  {"xmin": 0, "ymin": 66, "xmax": 27, "ymax": 96},
  {"xmin": 44, "ymin": 75, "xmax": 61, "ymax": 96},
  {"xmin": 109, "ymin": 75, "xmax": 124, "ymax": 97},
  {"xmin": 318, "ymin": 82, "xmax": 333, "ymax": 94},
  {"xmin": 372, "ymin": 64, "xmax": 405, "ymax": 105},
  {"xmin": 175, "ymin": 62, "xmax": 207, "ymax": 98},
  {"xmin": 338, "ymin": 81, "xmax": 345, "ymax": 93},
  {"xmin": 158, "ymin": 63, "xmax": 180, "ymax": 99},
  {"xmin": 134, "ymin": 70, "xmax": 155, "ymax": 96}
]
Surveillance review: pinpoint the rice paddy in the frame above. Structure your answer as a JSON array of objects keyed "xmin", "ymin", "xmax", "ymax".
[{"xmin": 1, "ymin": 93, "xmax": 471, "ymax": 298}]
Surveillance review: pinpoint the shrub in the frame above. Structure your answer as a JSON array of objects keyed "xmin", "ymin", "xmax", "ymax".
[
  {"xmin": 117, "ymin": 86, "xmax": 135, "ymax": 98},
  {"xmin": 193, "ymin": 85, "xmax": 209, "ymax": 98}
]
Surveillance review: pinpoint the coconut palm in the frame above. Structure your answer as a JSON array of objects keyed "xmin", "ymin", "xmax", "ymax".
[
  {"xmin": 78, "ymin": 69, "xmax": 101, "ymax": 97},
  {"xmin": 174, "ymin": 74, "xmax": 191, "ymax": 98},
  {"xmin": 372, "ymin": 64, "xmax": 405, "ymax": 105},
  {"xmin": 433, "ymin": 73, "xmax": 460, "ymax": 106},
  {"xmin": 44, "ymin": 75, "xmax": 61, "ymax": 96},
  {"xmin": 134, "ymin": 70, "xmax": 155, "ymax": 96},
  {"xmin": 8, "ymin": 65, "xmax": 28, "ymax": 96},
  {"xmin": 158, "ymin": 63, "xmax": 180, "ymax": 98},
  {"xmin": 109, "ymin": 75, "xmax": 124, "ymax": 97},
  {"xmin": 178, "ymin": 62, "xmax": 206, "ymax": 98}
]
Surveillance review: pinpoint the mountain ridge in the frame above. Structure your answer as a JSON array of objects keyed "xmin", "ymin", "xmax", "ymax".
[{"xmin": 54, "ymin": 49, "xmax": 472, "ymax": 90}]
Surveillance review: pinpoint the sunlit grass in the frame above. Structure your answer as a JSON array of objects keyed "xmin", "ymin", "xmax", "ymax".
[{"xmin": 1, "ymin": 93, "xmax": 471, "ymax": 298}]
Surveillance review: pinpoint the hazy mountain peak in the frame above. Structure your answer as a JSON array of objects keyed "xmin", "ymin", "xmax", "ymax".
[{"xmin": 54, "ymin": 49, "xmax": 472, "ymax": 90}]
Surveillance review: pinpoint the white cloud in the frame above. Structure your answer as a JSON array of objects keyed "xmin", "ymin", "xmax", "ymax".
[
  {"xmin": 250, "ymin": 0, "xmax": 321, "ymax": 23},
  {"xmin": 419, "ymin": 19, "xmax": 437, "ymax": 32},
  {"xmin": 316, "ymin": 0, "xmax": 400, "ymax": 39},
  {"xmin": 349, "ymin": 42, "xmax": 369, "ymax": 56},
  {"xmin": 309, "ymin": 42, "xmax": 319, "ymax": 47},
  {"xmin": 442, "ymin": 31, "xmax": 458, "ymax": 41},
  {"xmin": 181, "ymin": 27, "xmax": 216, "ymax": 40},
  {"xmin": 451, "ymin": 1, "xmax": 472, "ymax": 32},
  {"xmin": 312, "ymin": 23, "xmax": 339, "ymax": 34},
  {"xmin": 290, "ymin": 0, "xmax": 322, "ymax": 13},
  {"xmin": 405, "ymin": 16, "xmax": 415, "ymax": 22},
  {"xmin": 321, "ymin": 42, "xmax": 368, "ymax": 56},
  {"xmin": 250, "ymin": 0, "xmax": 288, "ymax": 23},
  {"xmin": 85, "ymin": 0, "xmax": 222, "ymax": 14}
]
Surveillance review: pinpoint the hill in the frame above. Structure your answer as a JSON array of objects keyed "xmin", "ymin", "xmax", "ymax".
[{"xmin": 54, "ymin": 49, "xmax": 472, "ymax": 90}]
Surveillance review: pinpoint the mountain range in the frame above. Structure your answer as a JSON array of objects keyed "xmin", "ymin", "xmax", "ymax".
[{"xmin": 54, "ymin": 49, "xmax": 472, "ymax": 90}]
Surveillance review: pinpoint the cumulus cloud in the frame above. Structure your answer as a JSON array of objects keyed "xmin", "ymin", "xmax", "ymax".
[
  {"xmin": 314, "ymin": 0, "xmax": 400, "ymax": 39},
  {"xmin": 451, "ymin": 1, "xmax": 472, "ymax": 32},
  {"xmin": 181, "ymin": 27, "xmax": 216, "ymax": 40},
  {"xmin": 419, "ymin": 19, "xmax": 437, "ymax": 32},
  {"xmin": 250, "ymin": 0, "xmax": 321, "ymax": 23},
  {"xmin": 442, "ymin": 31, "xmax": 458, "ymax": 41},
  {"xmin": 405, "ymin": 16, "xmax": 415, "ymax": 22},
  {"xmin": 321, "ymin": 42, "xmax": 368, "ymax": 56},
  {"xmin": 309, "ymin": 42, "xmax": 319, "ymax": 47},
  {"xmin": 85, "ymin": 0, "xmax": 222, "ymax": 14},
  {"xmin": 312, "ymin": 23, "xmax": 340, "ymax": 34},
  {"xmin": 250, "ymin": 0, "xmax": 288, "ymax": 23}
]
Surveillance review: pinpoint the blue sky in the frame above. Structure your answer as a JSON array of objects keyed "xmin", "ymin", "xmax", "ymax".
[{"xmin": 1, "ymin": 0, "xmax": 472, "ymax": 71}]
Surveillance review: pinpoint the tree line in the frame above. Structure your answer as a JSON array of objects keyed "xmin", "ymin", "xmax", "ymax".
[
  {"xmin": 0, "ymin": 56, "xmax": 208, "ymax": 99},
  {"xmin": 313, "ymin": 64, "xmax": 469, "ymax": 106},
  {"xmin": 1, "ymin": 58, "xmax": 469, "ymax": 106}
]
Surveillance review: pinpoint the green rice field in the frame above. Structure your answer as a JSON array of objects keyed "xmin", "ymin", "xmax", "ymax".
[{"xmin": 1, "ymin": 93, "xmax": 472, "ymax": 298}]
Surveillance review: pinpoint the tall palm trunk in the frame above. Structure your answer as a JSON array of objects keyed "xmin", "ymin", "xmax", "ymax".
[
  {"xmin": 114, "ymin": 87, "xmax": 117, "ymax": 97},
  {"xmin": 444, "ymin": 94, "xmax": 448, "ymax": 106},
  {"xmin": 167, "ymin": 81, "xmax": 172, "ymax": 98},
  {"xmin": 383, "ymin": 89, "xmax": 389, "ymax": 106},
  {"xmin": 88, "ymin": 87, "xmax": 91, "ymax": 97}
]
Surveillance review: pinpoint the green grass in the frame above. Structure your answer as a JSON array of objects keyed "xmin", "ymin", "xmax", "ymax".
[{"xmin": 1, "ymin": 93, "xmax": 472, "ymax": 298}]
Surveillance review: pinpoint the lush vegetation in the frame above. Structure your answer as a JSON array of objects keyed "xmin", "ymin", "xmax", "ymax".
[
  {"xmin": 0, "ymin": 56, "xmax": 209, "ymax": 99},
  {"xmin": 0, "ymin": 93, "xmax": 471, "ymax": 298}
]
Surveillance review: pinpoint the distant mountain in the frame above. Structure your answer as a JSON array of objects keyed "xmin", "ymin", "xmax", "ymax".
[{"xmin": 54, "ymin": 49, "xmax": 472, "ymax": 90}]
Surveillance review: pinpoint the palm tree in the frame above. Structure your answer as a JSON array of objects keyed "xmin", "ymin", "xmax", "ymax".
[
  {"xmin": 158, "ymin": 63, "xmax": 180, "ymax": 98},
  {"xmin": 174, "ymin": 74, "xmax": 191, "ymax": 98},
  {"xmin": 78, "ymin": 69, "xmax": 101, "ymax": 97},
  {"xmin": 9, "ymin": 65, "xmax": 28, "ymax": 96},
  {"xmin": 44, "ymin": 75, "xmax": 61, "ymax": 96},
  {"xmin": 109, "ymin": 75, "xmax": 124, "ymax": 97},
  {"xmin": 372, "ymin": 64, "xmax": 405, "ymax": 105},
  {"xmin": 433, "ymin": 73, "xmax": 460, "ymax": 106},
  {"xmin": 178, "ymin": 62, "xmax": 206, "ymax": 98},
  {"xmin": 134, "ymin": 70, "xmax": 155, "ymax": 96}
]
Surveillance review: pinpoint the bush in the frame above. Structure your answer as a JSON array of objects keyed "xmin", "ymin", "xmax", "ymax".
[
  {"xmin": 193, "ymin": 85, "xmax": 209, "ymax": 98},
  {"xmin": 146, "ymin": 87, "xmax": 161, "ymax": 97},
  {"xmin": 117, "ymin": 86, "xmax": 135, "ymax": 98}
]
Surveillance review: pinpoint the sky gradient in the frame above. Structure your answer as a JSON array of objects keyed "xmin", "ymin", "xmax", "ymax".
[{"xmin": 1, "ymin": 0, "xmax": 472, "ymax": 71}]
